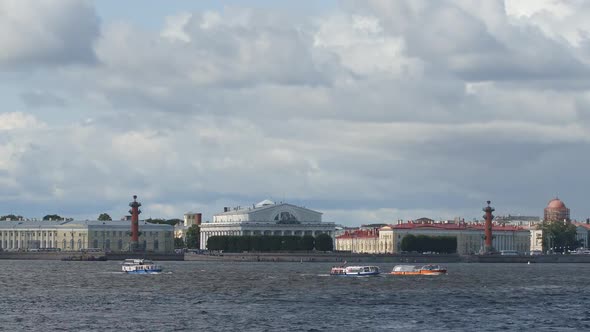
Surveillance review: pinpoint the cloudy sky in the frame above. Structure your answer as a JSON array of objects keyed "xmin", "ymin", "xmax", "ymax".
[{"xmin": 1, "ymin": 0, "xmax": 589, "ymax": 225}]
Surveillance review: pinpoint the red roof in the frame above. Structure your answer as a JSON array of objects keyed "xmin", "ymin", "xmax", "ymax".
[
  {"xmin": 388, "ymin": 223, "xmax": 525, "ymax": 232},
  {"xmin": 336, "ymin": 223, "xmax": 527, "ymax": 239},
  {"xmin": 573, "ymin": 223, "xmax": 590, "ymax": 230}
]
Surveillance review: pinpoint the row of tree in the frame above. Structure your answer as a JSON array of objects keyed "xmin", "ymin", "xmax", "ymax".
[
  {"xmin": 145, "ymin": 218, "xmax": 183, "ymax": 226},
  {"xmin": 1, "ymin": 213, "xmax": 185, "ymax": 224},
  {"xmin": 0, "ymin": 214, "xmax": 73, "ymax": 221},
  {"xmin": 539, "ymin": 221, "xmax": 581, "ymax": 253},
  {"xmin": 401, "ymin": 234, "xmax": 457, "ymax": 253},
  {"xmin": 206, "ymin": 234, "xmax": 333, "ymax": 252},
  {"xmin": 174, "ymin": 225, "xmax": 200, "ymax": 249}
]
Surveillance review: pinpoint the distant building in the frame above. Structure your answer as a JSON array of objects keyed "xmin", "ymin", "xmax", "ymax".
[
  {"xmin": 574, "ymin": 223, "xmax": 590, "ymax": 249},
  {"xmin": 335, "ymin": 221, "xmax": 531, "ymax": 255},
  {"xmin": 334, "ymin": 228, "xmax": 380, "ymax": 253},
  {"xmin": 544, "ymin": 198, "xmax": 570, "ymax": 222},
  {"xmin": 184, "ymin": 212, "xmax": 202, "ymax": 227},
  {"xmin": 495, "ymin": 215, "xmax": 542, "ymax": 227},
  {"xmin": 175, "ymin": 211, "xmax": 202, "ymax": 241},
  {"xmin": 0, "ymin": 220, "xmax": 174, "ymax": 252},
  {"xmin": 199, "ymin": 199, "xmax": 335, "ymax": 250}
]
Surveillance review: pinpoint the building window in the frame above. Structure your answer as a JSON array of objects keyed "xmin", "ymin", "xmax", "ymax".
[
  {"xmin": 118, "ymin": 239, "xmax": 123, "ymax": 251},
  {"xmin": 93, "ymin": 239, "xmax": 98, "ymax": 248},
  {"xmin": 105, "ymin": 239, "xmax": 111, "ymax": 250},
  {"xmin": 154, "ymin": 240, "xmax": 159, "ymax": 251},
  {"xmin": 70, "ymin": 239, "xmax": 74, "ymax": 249},
  {"xmin": 62, "ymin": 239, "xmax": 66, "ymax": 249},
  {"xmin": 77, "ymin": 239, "xmax": 82, "ymax": 249}
]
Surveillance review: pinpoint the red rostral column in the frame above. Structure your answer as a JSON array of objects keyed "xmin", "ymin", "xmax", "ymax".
[
  {"xmin": 129, "ymin": 195, "xmax": 142, "ymax": 251},
  {"xmin": 483, "ymin": 200, "xmax": 495, "ymax": 253}
]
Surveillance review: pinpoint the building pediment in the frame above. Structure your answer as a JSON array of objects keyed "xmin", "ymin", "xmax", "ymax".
[{"xmin": 213, "ymin": 202, "xmax": 322, "ymax": 223}]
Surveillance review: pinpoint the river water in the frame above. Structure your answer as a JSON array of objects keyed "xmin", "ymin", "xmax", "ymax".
[{"xmin": 0, "ymin": 261, "xmax": 588, "ymax": 331}]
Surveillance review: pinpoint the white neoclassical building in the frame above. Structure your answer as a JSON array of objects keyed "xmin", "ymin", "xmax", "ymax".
[
  {"xmin": 0, "ymin": 220, "xmax": 174, "ymax": 253},
  {"xmin": 199, "ymin": 199, "xmax": 335, "ymax": 249}
]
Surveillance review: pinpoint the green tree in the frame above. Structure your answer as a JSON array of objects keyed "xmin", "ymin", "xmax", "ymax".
[
  {"xmin": 226, "ymin": 236, "xmax": 239, "ymax": 252},
  {"xmin": 281, "ymin": 236, "xmax": 300, "ymax": 251},
  {"xmin": 167, "ymin": 218, "xmax": 183, "ymax": 226},
  {"xmin": 269, "ymin": 236, "xmax": 282, "ymax": 251},
  {"xmin": 401, "ymin": 234, "xmax": 417, "ymax": 252},
  {"xmin": 174, "ymin": 237, "xmax": 185, "ymax": 249},
  {"xmin": 0, "ymin": 214, "xmax": 23, "ymax": 221},
  {"xmin": 207, "ymin": 235, "xmax": 223, "ymax": 250},
  {"xmin": 315, "ymin": 234, "xmax": 333, "ymax": 251},
  {"xmin": 299, "ymin": 235, "xmax": 315, "ymax": 251},
  {"xmin": 98, "ymin": 213, "xmax": 112, "ymax": 221},
  {"xmin": 43, "ymin": 214, "xmax": 63, "ymax": 221},
  {"xmin": 237, "ymin": 236, "xmax": 251, "ymax": 252},
  {"xmin": 186, "ymin": 225, "xmax": 200, "ymax": 249},
  {"xmin": 250, "ymin": 236, "xmax": 264, "ymax": 251},
  {"xmin": 540, "ymin": 221, "xmax": 580, "ymax": 253},
  {"xmin": 401, "ymin": 235, "xmax": 456, "ymax": 253}
]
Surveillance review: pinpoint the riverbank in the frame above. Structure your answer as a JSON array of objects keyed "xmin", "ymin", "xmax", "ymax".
[
  {"xmin": 185, "ymin": 252, "xmax": 460, "ymax": 263},
  {"xmin": 0, "ymin": 251, "xmax": 184, "ymax": 261},
  {"xmin": 3, "ymin": 251, "xmax": 590, "ymax": 263},
  {"xmin": 184, "ymin": 252, "xmax": 590, "ymax": 263}
]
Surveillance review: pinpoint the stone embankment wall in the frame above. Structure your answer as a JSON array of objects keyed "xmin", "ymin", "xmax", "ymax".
[
  {"xmin": 0, "ymin": 252, "xmax": 94, "ymax": 260},
  {"xmin": 185, "ymin": 252, "xmax": 590, "ymax": 263},
  {"xmin": 106, "ymin": 252, "xmax": 184, "ymax": 261},
  {"xmin": 466, "ymin": 254, "xmax": 590, "ymax": 263},
  {"xmin": 3, "ymin": 251, "xmax": 590, "ymax": 263},
  {"xmin": 184, "ymin": 252, "xmax": 462, "ymax": 263},
  {"xmin": 0, "ymin": 251, "xmax": 183, "ymax": 261}
]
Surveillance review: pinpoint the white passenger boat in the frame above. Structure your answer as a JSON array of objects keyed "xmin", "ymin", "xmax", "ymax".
[
  {"xmin": 330, "ymin": 265, "xmax": 380, "ymax": 276},
  {"xmin": 122, "ymin": 259, "xmax": 162, "ymax": 274}
]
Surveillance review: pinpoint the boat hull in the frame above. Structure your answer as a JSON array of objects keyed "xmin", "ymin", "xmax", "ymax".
[
  {"xmin": 121, "ymin": 258, "xmax": 162, "ymax": 274},
  {"xmin": 390, "ymin": 264, "xmax": 447, "ymax": 276},
  {"xmin": 125, "ymin": 269, "xmax": 162, "ymax": 274},
  {"xmin": 330, "ymin": 265, "xmax": 380, "ymax": 276},
  {"xmin": 390, "ymin": 270, "xmax": 446, "ymax": 276},
  {"xmin": 330, "ymin": 271, "xmax": 380, "ymax": 276}
]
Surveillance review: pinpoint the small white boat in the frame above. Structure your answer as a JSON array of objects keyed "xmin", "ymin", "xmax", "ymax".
[
  {"xmin": 122, "ymin": 259, "xmax": 162, "ymax": 274},
  {"xmin": 330, "ymin": 265, "xmax": 380, "ymax": 276}
]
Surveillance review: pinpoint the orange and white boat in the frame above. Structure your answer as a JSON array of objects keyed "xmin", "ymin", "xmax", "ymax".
[{"xmin": 390, "ymin": 264, "xmax": 447, "ymax": 276}]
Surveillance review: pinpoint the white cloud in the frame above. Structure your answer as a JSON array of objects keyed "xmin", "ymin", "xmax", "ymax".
[
  {"xmin": 2, "ymin": 2, "xmax": 590, "ymax": 224},
  {"xmin": 0, "ymin": 112, "xmax": 45, "ymax": 131},
  {"xmin": 0, "ymin": 0, "xmax": 99, "ymax": 67}
]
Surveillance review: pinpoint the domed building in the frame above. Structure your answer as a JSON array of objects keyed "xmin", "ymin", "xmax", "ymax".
[
  {"xmin": 544, "ymin": 198, "xmax": 570, "ymax": 222},
  {"xmin": 199, "ymin": 199, "xmax": 335, "ymax": 249}
]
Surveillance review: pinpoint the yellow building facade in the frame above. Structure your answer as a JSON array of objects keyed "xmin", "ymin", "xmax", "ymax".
[
  {"xmin": 336, "ymin": 223, "xmax": 531, "ymax": 255},
  {"xmin": 0, "ymin": 220, "xmax": 174, "ymax": 253}
]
